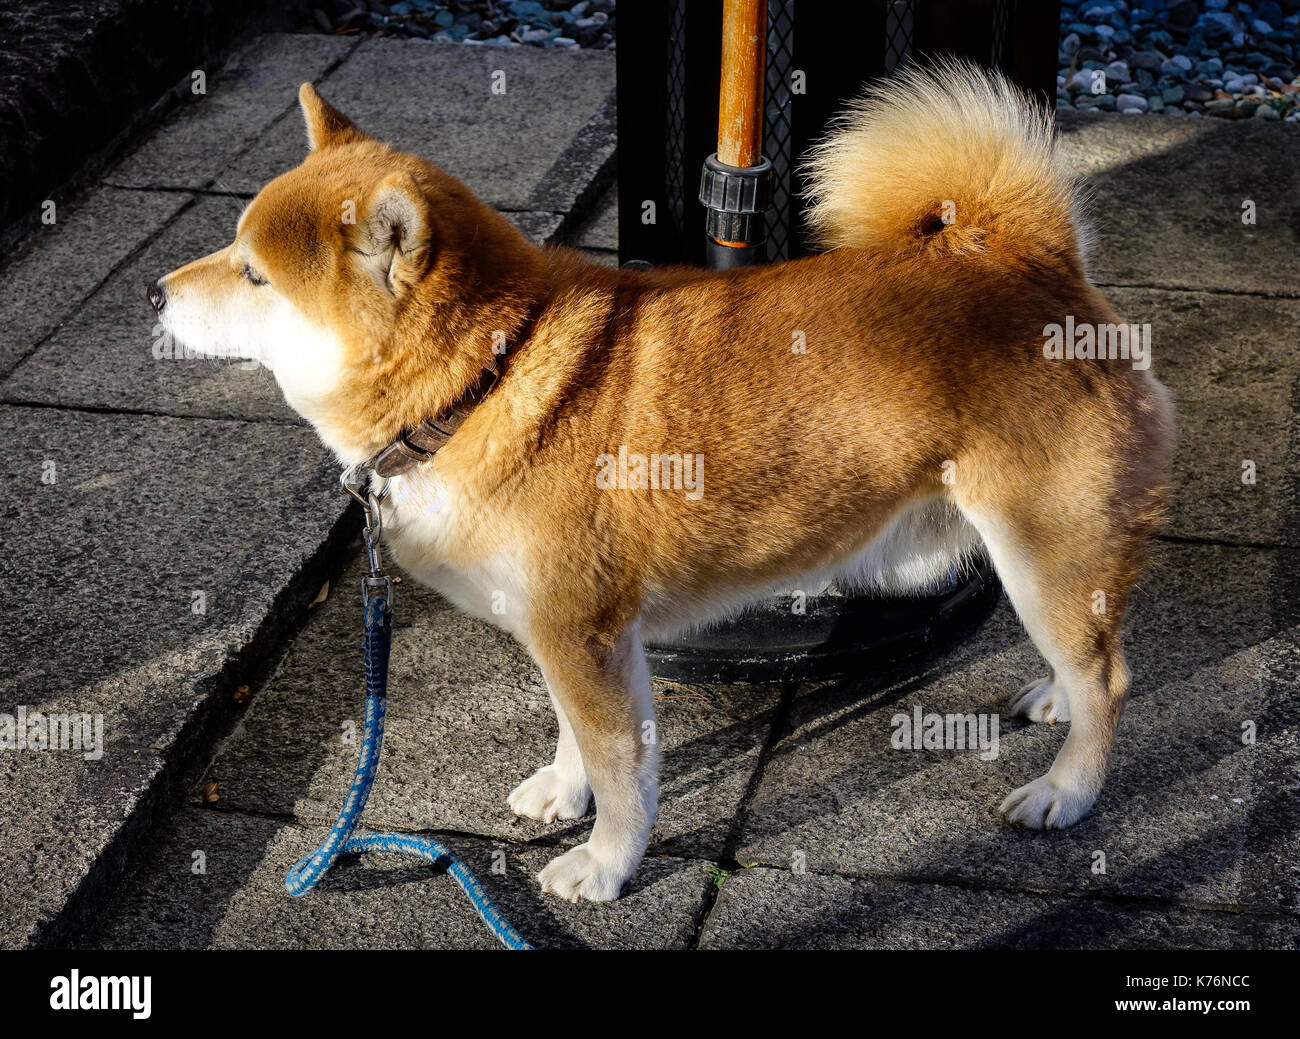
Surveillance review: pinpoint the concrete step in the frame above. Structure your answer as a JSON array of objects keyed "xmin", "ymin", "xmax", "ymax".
[
  {"xmin": 0, "ymin": 0, "xmax": 313, "ymax": 238},
  {"xmin": 0, "ymin": 31, "xmax": 613, "ymax": 949},
  {"xmin": 0, "ymin": 404, "xmax": 350, "ymax": 948}
]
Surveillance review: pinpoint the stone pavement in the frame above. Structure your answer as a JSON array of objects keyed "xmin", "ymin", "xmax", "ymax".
[
  {"xmin": 65, "ymin": 109, "xmax": 1300, "ymax": 949},
  {"xmin": 0, "ymin": 0, "xmax": 314, "ymax": 237},
  {"xmin": 0, "ymin": 32, "xmax": 613, "ymax": 949}
]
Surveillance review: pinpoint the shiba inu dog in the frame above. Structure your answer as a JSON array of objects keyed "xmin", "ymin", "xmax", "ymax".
[{"xmin": 152, "ymin": 62, "xmax": 1174, "ymax": 902}]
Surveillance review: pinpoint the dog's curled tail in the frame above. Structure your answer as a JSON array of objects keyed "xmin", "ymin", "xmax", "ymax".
[{"xmin": 802, "ymin": 60, "xmax": 1086, "ymax": 270}]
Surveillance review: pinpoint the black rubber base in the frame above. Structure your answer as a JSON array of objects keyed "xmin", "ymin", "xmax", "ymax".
[
  {"xmin": 704, "ymin": 235, "xmax": 767, "ymax": 269},
  {"xmin": 644, "ymin": 557, "xmax": 1001, "ymax": 684}
]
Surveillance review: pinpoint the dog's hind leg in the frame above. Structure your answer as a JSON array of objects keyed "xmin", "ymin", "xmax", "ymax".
[
  {"xmin": 960, "ymin": 503, "xmax": 1130, "ymax": 827},
  {"xmin": 955, "ymin": 478, "xmax": 1155, "ymax": 829},
  {"xmin": 526, "ymin": 622, "xmax": 658, "ymax": 901}
]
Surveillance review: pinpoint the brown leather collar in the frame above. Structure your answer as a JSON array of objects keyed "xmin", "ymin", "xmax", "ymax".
[{"xmin": 369, "ymin": 358, "xmax": 500, "ymax": 479}]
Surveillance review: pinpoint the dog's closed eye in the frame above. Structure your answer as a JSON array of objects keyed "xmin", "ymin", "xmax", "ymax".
[{"xmin": 242, "ymin": 264, "xmax": 268, "ymax": 286}]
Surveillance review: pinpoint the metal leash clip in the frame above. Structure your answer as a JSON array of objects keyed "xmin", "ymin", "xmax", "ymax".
[{"xmin": 341, "ymin": 463, "xmax": 392, "ymax": 606}]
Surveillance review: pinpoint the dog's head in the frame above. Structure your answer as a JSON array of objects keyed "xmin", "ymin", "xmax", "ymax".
[{"xmin": 152, "ymin": 84, "xmax": 542, "ymax": 463}]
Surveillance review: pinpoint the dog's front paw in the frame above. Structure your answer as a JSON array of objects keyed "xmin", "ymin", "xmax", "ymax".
[
  {"xmin": 1008, "ymin": 676, "xmax": 1070, "ymax": 723},
  {"xmin": 508, "ymin": 765, "xmax": 591, "ymax": 823},
  {"xmin": 537, "ymin": 843, "xmax": 629, "ymax": 902},
  {"xmin": 999, "ymin": 774, "xmax": 1094, "ymax": 829}
]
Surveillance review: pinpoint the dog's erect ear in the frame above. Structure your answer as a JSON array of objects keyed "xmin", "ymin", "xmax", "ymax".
[
  {"xmin": 299, "ymin": 83, "xmax": 366, "ymax": 150},
  {"xmin": 354, "ymin": 172, "xmax": 433, "ymax": 295}
]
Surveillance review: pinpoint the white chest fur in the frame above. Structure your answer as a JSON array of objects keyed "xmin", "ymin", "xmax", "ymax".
[{"xmin": 379, "ymin": 466, "xmax": 532, "ymax": 640}]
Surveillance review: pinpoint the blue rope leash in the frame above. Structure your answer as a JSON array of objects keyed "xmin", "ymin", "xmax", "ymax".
[{"xmin": 284, "ymin": 474, "xmax": 532, "ymax": 950}]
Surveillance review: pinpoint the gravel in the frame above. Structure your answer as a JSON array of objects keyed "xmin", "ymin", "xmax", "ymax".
[
  {"xmin": 306, "ymin": 1, "xmax": 1300, "ymax": 121},
  {"xmin": 304, "ymin": 0, "xmax": 615, "ymax": 49},
  {"xmin": 1058, "ymin": 1, "xmax": 1300, "ymax": 120}
]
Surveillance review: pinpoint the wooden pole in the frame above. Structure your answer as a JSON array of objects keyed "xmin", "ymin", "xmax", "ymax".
[{"xmin": 716, "ymin": 0, "xmax": 767, "ymax": 168}]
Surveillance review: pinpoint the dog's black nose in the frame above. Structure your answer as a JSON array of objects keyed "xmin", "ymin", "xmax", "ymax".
[{"xmin": 147, "ymin": 280, "xmax": 166, "ymax": 313}]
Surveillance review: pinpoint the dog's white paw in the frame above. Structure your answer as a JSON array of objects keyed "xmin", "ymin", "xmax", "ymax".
[
  {"xmin": 537, "ymin": 843, "xmax": 629, "ymax": 902},
  {"xmin": 508, "ymin": 765, "xmax": 591, "ymax": 823},
  {"xmin": 1008, "ymin": 676, "xmax": 1071, "ymax": 724},
  {"xmin": 999, "ymin": 774, "xmax": 1094, "ymax": 829}
]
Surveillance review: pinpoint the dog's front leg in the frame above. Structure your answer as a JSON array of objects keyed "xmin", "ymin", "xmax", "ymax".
[{"xmin": 527, "ymin": 624, "xmax": 658, "ymax": 902}]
